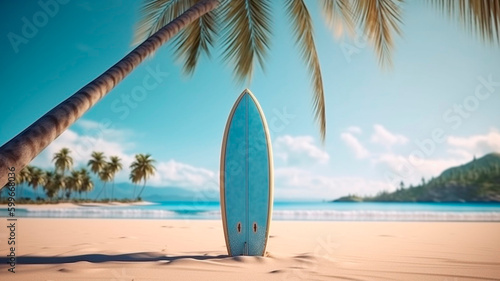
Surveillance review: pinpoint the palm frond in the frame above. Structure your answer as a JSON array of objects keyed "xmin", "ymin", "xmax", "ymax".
[
  {"xmin": 285, "ymin": 0, "xmax": 326, "ymax": 141},
  {"xmin": 174, "ymin": 5, "xmax": 218, "ymax": 75},
  {"xmin": 321, "ymin": 0, "xmax": 355, "ymax": 39},
  {"xmin": 221, "ymin": 0, "xmax": 273, "ymax": 82},
  {"xmin": 429, "ymin": 0, "xmax": 500, "ymax": 45},
  {"xmin": 352, "ymin": 0, "xmax": 403, "ymax": 68},
  {"xmin": 133, "ymin": 0, "xmax": 197, "ymax": 45}
]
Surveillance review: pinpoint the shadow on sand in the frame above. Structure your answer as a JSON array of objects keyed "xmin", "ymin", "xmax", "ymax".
[{"xmin": 1, "ymin": 252, "xmax": 229, "ymax": 264}]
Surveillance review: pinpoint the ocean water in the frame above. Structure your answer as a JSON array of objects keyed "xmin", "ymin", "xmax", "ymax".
[{"xmin": 3, "ymin": 201, "xmax": 500, "ymax": 221}]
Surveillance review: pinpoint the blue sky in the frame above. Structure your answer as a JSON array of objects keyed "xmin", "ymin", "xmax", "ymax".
[{"xmin": 1, "ymin": 0, "xmax": 499, "ymax": 200}]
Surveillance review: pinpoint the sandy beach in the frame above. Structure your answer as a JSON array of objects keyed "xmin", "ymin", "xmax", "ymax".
[{"xmin": 0, "ymin": 218, "xmax": 498, "ymax": 281}]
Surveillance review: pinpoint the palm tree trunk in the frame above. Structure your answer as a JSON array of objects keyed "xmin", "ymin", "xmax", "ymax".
[
  {"xmin": 133, "ymin": 184, "xmax": 137, "ymax": 200},
  {"xmin": 95, "ymin": 182, "xmax": 106, "ymax": 200},
  {"xmin": 137, "ymin": 181, "xmax": 147, "ymax": 200},
  {"xmin": 111, "ymin": 180, "xmax": 115, "ymax": 201},
  {"xmin": 0, "ymin": 0, "xmax": 219, "ymax": 188}
]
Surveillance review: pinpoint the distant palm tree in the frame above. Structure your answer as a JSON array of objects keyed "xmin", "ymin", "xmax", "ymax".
[
  {"xmin": 108, "ymin": 156, "xmax": 123, "ymax": 201},
  {"xmin": 42, "ymin": 171, "xmax": 61, "ymax": 201},
  {"xmin": 129, "ymin": 169, "xmax": 141, "ymax": 200},
  {"xmin": 88, "ymin": 152, "xmax": 107, "ymax": 199},
  {"xmin": 130, "ymin": 154, "xmax": 156, "ymax": 200},
  {"xmin": 16, "ymin": 165, "xmax": 32, "ymax": 199},
  {"xmin": 52, "ymin": 173, "xmax": 66, "ymax": 201},
  {"xmin": 88, "ymin": 152, "xmax": 107, "ymax": 175},
  {"xmin": 52, "ymin": 148, "xmax": 73, "ymax": 199},
  {"xmin": 96, "ymin": 164, "xmax": 113, "ymax": 200},
  {"xmin": 66, "ymin": 170, "xmax": 83, "ymax": 200},
  {"xmin": 53, "ymin": 148, "xmax": 73, "ymax": 175},
  {"xmin": 79, "ymin": 168, "xmax": 94, "ymax": 199},
  {"xmin": 28, "ymin": 167, "xmax": 45, "ymax": 199}
]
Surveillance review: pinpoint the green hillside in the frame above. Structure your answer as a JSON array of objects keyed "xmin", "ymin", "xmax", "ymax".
[{"xmin": 332, "ymin": 153, "xmax": 500, "ymax": 203}]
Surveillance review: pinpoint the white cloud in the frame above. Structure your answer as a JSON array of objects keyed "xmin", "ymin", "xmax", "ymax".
[
  {"xmin": 149, "ymin": 160, "xmax": 216, "ymax": 188},
  {"xmin": 370, "ymin": 124, "xmax": 408, "ymax": 148},
  {"xmin": 339, "ymin": 124, "xmax": 499, "ymax": 186},
  {"xmin": 30, "ymin": 119, "xmax": 217, "ymax": 190},
  {"xmin": 31, "ymin": 127, "xmax": 135, "ymax": 171},
  {"xmin": 447, "ymin": 129, "xmax": 500, "ymax": 159},
  {"xmin": 370, "ymin": 129, "xmax": 500, "ymax": 186},
  {"xmin": 346, "ymin": 126, "xmax": 362, "ymax": 134},
  {"xmin": 273, "ymin": 127, "xmax": 500, "ymax": 199},
  {"xmin": 76, "ymin": 119, "xmax": 135, "ymax": 140},
  {"xmin": 340, "ymin": 132, "xmax": 370, "ymax": 159},
  {"xmin": 274, "ymin": 167, "xmax": 393, "ymax": 199},
  {"xmin": 274, "ymin": 135, "xmax": 329, "ymax": 165},
  {"xmin": 372, "ymin": 153, "xmax": 465, "ymax": 186}
]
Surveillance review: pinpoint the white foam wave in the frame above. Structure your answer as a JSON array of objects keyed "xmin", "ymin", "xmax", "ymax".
[
  {"xmin": 20, "ymin": 208, "xmax": 500, "ymax": 221},
  {"xmin": 25, "ymin": 208, "xmax": 177, "ymax": 218},
  {"xmin": 271, "ymin": 210, "xmax": 500, "ymax": 221},
  {"xmin": 206, "ymin": 210, "xmax": 500, "ymax": 221}
]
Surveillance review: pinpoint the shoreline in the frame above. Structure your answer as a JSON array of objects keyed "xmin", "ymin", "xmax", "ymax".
[{"xmin": 2, "ymin": 201, "xmax": 500, "ymax": 221}]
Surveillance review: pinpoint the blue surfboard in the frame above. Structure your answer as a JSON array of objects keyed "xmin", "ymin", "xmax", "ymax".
[{"xmin": 220, "ymin": 89, "xmax": 274, "ymax": 256}]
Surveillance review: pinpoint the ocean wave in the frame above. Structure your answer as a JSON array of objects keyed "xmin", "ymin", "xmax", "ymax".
[
  {"xmin": 205, "ymin": 210, "xmax": 500, "ymax": 221},
  {"xmin": 271, "ymin": 210, "xmax": 500, "ymax": 221},
  {"xmin": 24, "ymin": 208, "xmax": 178, "ymax": 218},
  {"xmin": 15, "ymin": 208, "xmax": 500, "ymax": 221}
]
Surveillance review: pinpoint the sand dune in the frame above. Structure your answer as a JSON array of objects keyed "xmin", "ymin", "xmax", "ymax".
[{"xmin": 1, "ymin": 219, "xmax": 499, "ymax": 280}]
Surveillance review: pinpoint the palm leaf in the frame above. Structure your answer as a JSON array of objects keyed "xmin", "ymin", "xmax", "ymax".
[
  {"xmin": 133, "ymin": 0, "xmax": 197, "ymax": 45},
  {"xmin": 352, "ymin": 0, "xmax": 403, "ymax": 68},
  {"xmin": 221, "ymin": 0, "xmax": 273, "ymax": 82},
  {"xmin": 321, "ymin": 0, "xmax": 355, "ymax": 39},
  {"xmin": 134, "ymin": 0, "xmax": 218, "ymax": 75},
  {"xmin": 430, "ymin": 0, "xmax": 500, "ymax": 45},
  {"xmin": 285, "ymin": 0, "xmax": 326, "ymax": 141},
  {"xmin": 174, "ymin": 4, "xmax": 218, "ymax": 75}
]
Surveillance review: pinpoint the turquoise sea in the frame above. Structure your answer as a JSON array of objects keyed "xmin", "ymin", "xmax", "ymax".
[{"xmin": 3, "ymin": 201, "xmax": 500, "ymax": 221}]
